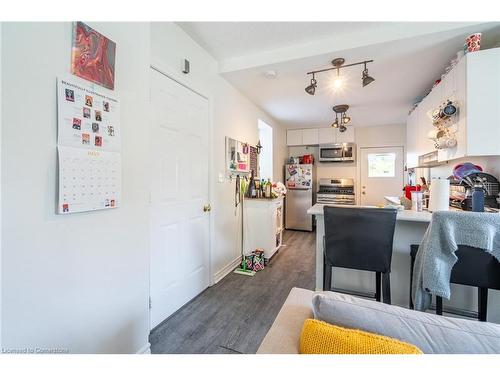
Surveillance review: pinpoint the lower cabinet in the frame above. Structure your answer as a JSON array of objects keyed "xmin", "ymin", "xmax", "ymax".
[{"xmin": 243, "ymin": 197, "xmax": 284, "ymax": 260}]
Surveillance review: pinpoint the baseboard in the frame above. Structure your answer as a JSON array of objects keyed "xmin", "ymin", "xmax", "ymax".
[
  {"xmin": 136, "ymin": 342, "xmax": 151, "ymax": 354},
  {"xmin": 213, "ymin": 256, "xmax": 241, "ymax": 284}
]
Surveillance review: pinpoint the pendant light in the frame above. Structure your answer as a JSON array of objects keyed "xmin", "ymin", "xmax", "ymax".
[
  {"xmin": 305, "ymin": 57, "xmax": 374, "ymax": 92},
  {"xmin": 362, "ymin": 62, "xmax": 375, "ymax": 87},
  {"xmin": 332, "ymin": 104, "xmax": 351, "ymax": 132},
  {"xmin": 305, "ymin": 73, "xmax": 317, "ymax": 95}
]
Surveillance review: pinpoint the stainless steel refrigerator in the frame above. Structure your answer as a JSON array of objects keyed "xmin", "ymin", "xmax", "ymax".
[{"xmin": 285, "ymin": 163, "xmax": 315, "ymax": 231}]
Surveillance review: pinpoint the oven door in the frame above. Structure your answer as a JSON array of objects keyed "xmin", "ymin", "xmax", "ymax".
[{"xmin": 319, "ymin": 145, "xmax": 343, "ymax": 161}]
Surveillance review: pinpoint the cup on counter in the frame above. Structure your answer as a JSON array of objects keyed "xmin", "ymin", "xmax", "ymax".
[{"xmin": 411, "ymin": 191, "xmax": 424, "ymax": 212}]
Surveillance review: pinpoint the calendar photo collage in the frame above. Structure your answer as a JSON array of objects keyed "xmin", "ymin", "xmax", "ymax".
[
  {"xmin": 59, "ymin": 78, "xmax": 120, "ymax": 152},
  {"xmin": 57, "ymin": 77, "xmax": 122, "ymax": 214}
]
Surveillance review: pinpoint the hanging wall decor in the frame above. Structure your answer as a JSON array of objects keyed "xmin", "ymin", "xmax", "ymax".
[{"xmin": 71, "ymin": 22, "xmax": 116, "ymax": 90}]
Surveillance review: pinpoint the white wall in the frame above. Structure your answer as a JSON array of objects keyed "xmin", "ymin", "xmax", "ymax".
[
  {"xmin": 150, "ymin": 23, "xmax": 287, "ymax": 282},
  {"xmin": 1, "ymin": 23, "xmax": 151, "ymax": 353}
]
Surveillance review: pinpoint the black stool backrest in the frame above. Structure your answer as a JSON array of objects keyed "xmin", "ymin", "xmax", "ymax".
[
  {"xmin": 324, "ymin": 206, "xmax": 397, "ymax": 273},
  {"xmin": 451, "ymin": 246, "xmax": 500, "ymax": 289}
]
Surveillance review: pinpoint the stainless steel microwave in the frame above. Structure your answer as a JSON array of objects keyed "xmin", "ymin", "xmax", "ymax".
[{"xmin": 319, "ymin": 143, "xmax": 356, "ymax": 162}]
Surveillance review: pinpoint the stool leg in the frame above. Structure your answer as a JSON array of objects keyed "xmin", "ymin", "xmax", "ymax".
[
  {"xmin": 382, "ymin": 272, "xmax": 391, "ymax": 305},
  {"xmin": 478, "ymin": 288, "xmax": 488, "ymax": 322},
  {"xmin": 375, "ymin": 272, "xmax": 381, "ymax": 302},
  {"xmin": 409, "ymin": 255, "xmax": 416, "ymax": 309},
  {"xmin": 436, "ymin": 296, "xmax": 443, "ymax": 315},
  {"xmin": 323, "ymin": 256, "xmax": 332, "ymax": 292}
]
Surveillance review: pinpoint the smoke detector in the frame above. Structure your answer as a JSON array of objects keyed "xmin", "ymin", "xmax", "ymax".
[{"xmin": 264, "ymin": 70, "xmax": 277, "ymax": 79}]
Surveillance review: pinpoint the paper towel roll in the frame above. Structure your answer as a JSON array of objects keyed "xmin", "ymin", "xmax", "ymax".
[{"xmin": 428, "ymin": 178, "xmax": 450, "ymax": 212}]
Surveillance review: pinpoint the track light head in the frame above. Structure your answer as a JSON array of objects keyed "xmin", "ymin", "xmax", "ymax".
[
  {"xmin": 362, "ymin": 66, "xmax": 375, "ymax": 87},
  {"xmin": 343, "ymin": 115, "xmax": 351, "ymax": 124},
  {"xmin": 305, "ymin": 75, "xmax": 317, "ymax": 95},
  {"xmin": 339, "ymin": 125, "xmax": 347, "ymax": 133}
]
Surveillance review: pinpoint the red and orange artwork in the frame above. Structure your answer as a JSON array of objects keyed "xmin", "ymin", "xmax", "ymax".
[{"xmin": 71, "ymin": 22, "xmax": 116, "ymax": 90}]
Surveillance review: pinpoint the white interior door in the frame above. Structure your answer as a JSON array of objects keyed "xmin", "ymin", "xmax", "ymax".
[
  {"xmin": 149, "ymin": 68, "xmax": 210, "ymax": 329},
  {"xmin": 360, "ymin": 147, "xmax": 404, "ymax": 206}
]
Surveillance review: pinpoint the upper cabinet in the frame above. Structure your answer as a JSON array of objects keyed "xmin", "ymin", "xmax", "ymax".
[
  {"xmin": 286, "ymin": 129, "xmax": 303, "ymax": 146},
  {"xmin": 302, "ymin": 128, "xmax": 319, "ymax": 145},
  {"xmin": 287, "ymin": 126, "xmax": 355, "ymax": 146},
  {"xmin": 406, "ymin": 109, "xmax": 419, "ymax": 169},
  {"xmin": 318, "ymin": 128, "xmax": 335, "ymax": 144},
  {"xmin": 406, "ymin": 47, "xmax": 500, "ymax": 166},
  {"xmin": 336, "ymin": 126, "xmax": 355, "ymax": 144}
]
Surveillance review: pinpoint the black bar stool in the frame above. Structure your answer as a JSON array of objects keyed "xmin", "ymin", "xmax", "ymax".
[
  {"xmin": 323, "ymin": 206, "xmax": 397, "ymax": 304},
  {"xmin": 409, "ymin": 244, "xmax": 500, "ymax": 321}
]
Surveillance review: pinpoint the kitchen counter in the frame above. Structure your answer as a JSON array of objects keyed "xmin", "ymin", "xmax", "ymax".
[
  {"xmin": 307, "ymin": 203, "xmax": 500, "ymax": 322},
  {"xmin": 307, "ymin": 204, "xmax": 432, "ymax": 223}
]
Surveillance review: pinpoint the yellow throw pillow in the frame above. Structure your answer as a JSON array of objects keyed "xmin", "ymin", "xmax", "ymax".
[{"xmin": 299, "ymin": 319, "xmax": 423, "ymax": 354}]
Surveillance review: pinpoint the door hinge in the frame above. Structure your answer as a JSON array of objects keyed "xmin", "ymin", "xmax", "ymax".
[{"xmin": 149, "ymin": 297, "xmax": 152, "ymax": 309}]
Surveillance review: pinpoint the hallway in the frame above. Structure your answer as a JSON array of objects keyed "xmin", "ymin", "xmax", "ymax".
[{"xmin": 149, "ymin": 230, "xmax": 315, "ymax": 354}]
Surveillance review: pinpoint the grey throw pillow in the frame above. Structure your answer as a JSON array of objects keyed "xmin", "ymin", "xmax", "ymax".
[{"xmin": 313, "ymin": 292, "xmax": 500, "ymax": 354}]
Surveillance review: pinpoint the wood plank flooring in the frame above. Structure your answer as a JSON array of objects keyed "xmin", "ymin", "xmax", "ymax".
[{"xmin": 149, "ymin": 230, "xmax": 315, "ymax": 354}]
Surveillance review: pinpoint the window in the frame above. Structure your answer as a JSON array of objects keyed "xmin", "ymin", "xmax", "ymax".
[
  {"xmin": 368, "ymin": 153, "xmax": 396, "ymax": 177},
  {"xmin": 258, "ymin": 119, "xmax": 273, "ymax": 181}
]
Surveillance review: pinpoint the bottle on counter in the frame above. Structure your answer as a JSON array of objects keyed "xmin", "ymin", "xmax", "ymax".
[
  {"xmin": 247, "ymin": 170, "xmax": 257, "ymax": 198},
  {"xmin": 472, "ymin": 181, "xmax": 485, "ymax": 212},
  {"xmin": 266, "ymin": 178, "xmax": 272, "ymax": 198}
]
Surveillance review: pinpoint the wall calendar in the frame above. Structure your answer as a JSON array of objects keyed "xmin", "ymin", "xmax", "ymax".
[{"xmin": 57, "ymin": 76, "xmax": 121, "ymax": 214}]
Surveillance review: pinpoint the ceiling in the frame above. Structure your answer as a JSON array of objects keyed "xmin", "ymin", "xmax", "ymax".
[{"xmin": 178, "ymin": 22, "xmax": 500, "ymax": 128}]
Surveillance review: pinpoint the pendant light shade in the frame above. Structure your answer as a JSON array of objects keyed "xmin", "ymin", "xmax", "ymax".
[
  {"xmin": 362, "ymin": 63, "xmax": 375, "ymax": 87},
  {"xmin": 305, "ymin": 74, "xmax": 317, "ymax": 95}
]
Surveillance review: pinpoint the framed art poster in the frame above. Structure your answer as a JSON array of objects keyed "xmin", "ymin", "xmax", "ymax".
[
  {"xmin": 57, "ymin": 76, "xmax": 121, "ymax": 214},
  {"xmin": 71, "ymin": 22, "xmax": 116, "ymax": 90}
]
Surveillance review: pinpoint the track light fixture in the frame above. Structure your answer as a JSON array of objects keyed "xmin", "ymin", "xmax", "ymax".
[
  {"xmin": 304, "ymin": 57, "xmax": 374, "ymax": 93},
  {"xmin": 305, "ymin": 73, "xmax": 317, "ymax": 95},
  {"xmin": 331, "ymin": 104, "xmax": 351, "ymax": 132},
  {"xmin": 362, "ymin": 62, "xmax": 375, "ymax": 87}
]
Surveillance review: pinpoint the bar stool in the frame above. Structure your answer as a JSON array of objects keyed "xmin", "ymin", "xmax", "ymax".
[
  {"xmin": 409, "ymin": 244, "xmax": 500, "ymax": 321},
  {"xmin": 323, "ymin": 206, "xmax": 397, "ymax": 304}
]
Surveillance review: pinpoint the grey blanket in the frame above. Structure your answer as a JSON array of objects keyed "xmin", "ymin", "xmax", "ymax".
[{"xmin": 412, "ymin": 211, "xmax": 500, "ymax": 311}]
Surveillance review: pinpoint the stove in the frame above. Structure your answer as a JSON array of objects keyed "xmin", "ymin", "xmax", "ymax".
[{"xmin": 317, "ymin": 178, "xmax": 355, "ymax": 205}]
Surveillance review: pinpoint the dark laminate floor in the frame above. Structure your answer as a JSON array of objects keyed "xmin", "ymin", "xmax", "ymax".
[{"xmin": 149, "ymin": 230, "xmax": 315, "ymax": 354}]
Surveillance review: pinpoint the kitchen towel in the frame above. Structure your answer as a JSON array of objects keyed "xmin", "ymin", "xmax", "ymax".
[
  {"xmin": 412, "ymin": 211, "xmax": 500, "ymax": 311},
  {"xmin": 428, "ymin": 178, "xmax": 450, "ymax": 212}
]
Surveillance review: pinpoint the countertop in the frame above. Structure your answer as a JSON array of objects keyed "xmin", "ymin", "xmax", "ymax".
[{"xmin": 307, "ymin": 203, "xmax": 432, "ymax": 223}]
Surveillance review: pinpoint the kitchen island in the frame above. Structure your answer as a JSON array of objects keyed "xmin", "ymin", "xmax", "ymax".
[{"xmin": 307, "ymin": 204, "xmax": 500, "ymax": 322}]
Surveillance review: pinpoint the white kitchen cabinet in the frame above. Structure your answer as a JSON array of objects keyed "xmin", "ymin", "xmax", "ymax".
[
  {"xmin": 406, "ymin": 109, "xmax": 419, "ymax": 169},
  {"xmin": 318, "ymin": 127, "xmax": 335, "ymax": 144},
  {"xmin": 288, "ymin": 126, "xmax": 356, "ymax": 146},
  {"xmin": 302, "ymin": 128, "xmax": 319, "ymax": 145},
  {"xmin": 243, "ymin": 197, "xmax": 284, "ymax": 260},
  {"xmin": 286, "ymin": 129, "xmax": 303, "ymax": 146},
  {"xmin": 406, "ymin": 47, "xmax": 500, "ymax": 166},
  {"xmin": 336, "ymin": 126, "xmax": 355, "ymax": 143},
  {"xmin": 418, "ymin": 83, "xmax": 443, "ymax": 155}
]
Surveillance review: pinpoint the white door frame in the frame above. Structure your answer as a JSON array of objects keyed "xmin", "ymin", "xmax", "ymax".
[
  {"xmin": 356, "ymin": 145, "xmax": 406, "ymax": 204},
  {"xmin": 148, "ymin": 61, "xmax": 214, "ymax": 332}
]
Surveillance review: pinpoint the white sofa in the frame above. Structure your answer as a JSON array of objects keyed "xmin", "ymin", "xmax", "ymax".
[{"xmin": 257, "ymin": 287, "xmax": 500, "ymax": 354}]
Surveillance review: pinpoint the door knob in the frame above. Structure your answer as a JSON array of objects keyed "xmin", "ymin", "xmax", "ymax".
[
  {"xmin": 362, "ymin": 192, "xmax": 366, "ymax": 195},
  {"xmin": 203, "ymin": 204, "xmax": 211, "ymax": 212}
]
